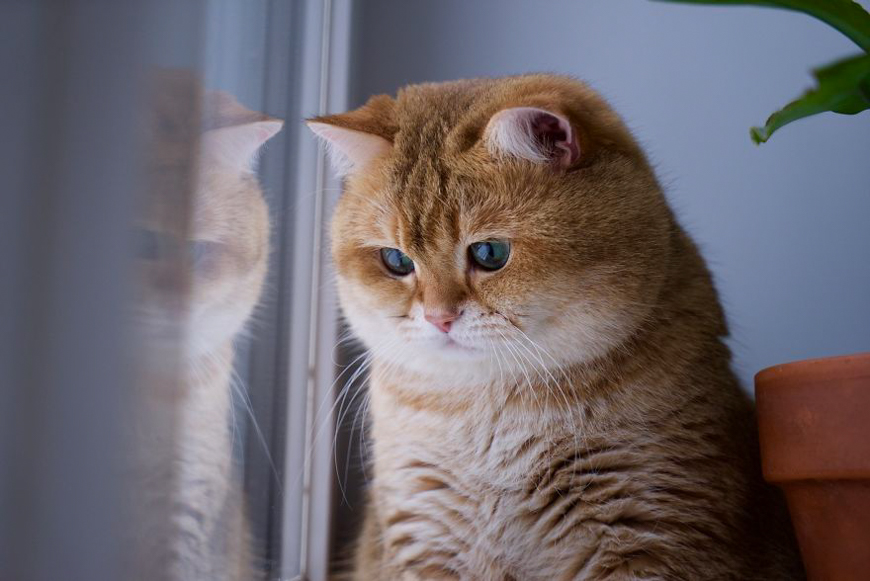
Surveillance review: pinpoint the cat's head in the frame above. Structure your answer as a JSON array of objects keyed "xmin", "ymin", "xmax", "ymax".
[
  {"xmin": 137, "ymin": 83, "xmax": 282, "ymax": 360},
  {"xmin": 311, "ymin": 75, "xmax": 673, "ymax": 388}
]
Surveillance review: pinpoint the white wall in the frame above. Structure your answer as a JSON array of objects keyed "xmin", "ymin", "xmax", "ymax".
[{"xmin": 351, "ymin": 0, "xmax": 870, "ymax": 390}]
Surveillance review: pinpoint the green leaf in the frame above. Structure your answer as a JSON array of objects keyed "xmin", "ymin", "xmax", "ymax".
[
  {"xmin": 750, "ymin": 53, "xmax": 870, "ymax": 143},
  {"xmin": 653, "ymin": 0, "xmax": 870, "ymax": 52}
]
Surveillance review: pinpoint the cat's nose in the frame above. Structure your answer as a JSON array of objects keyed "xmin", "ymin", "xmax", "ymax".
[{"xmin": 424, "ymin": 309, "xmax": 462, "ymax": 333}]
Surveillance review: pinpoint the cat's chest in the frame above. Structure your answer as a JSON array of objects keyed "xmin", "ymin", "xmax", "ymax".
[
  {"xmin": 370, "ymin": 401, "xmax": 639, "ymax": 579},
  {"xmin": 372, "ymin": 403, "xmax": 579, "ymax": 552},
  {"xmin": 375, "ymin": 399, "xmax": 554, "ymax": 484},
  {"xmin": 174, "ymin": 362, "xmax": 236, "ymax": 515}
]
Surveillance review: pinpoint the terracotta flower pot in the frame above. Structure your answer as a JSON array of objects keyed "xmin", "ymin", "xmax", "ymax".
[{"xmin": 755, "ymin": 352, "xmax": 870, "ymax": 581}]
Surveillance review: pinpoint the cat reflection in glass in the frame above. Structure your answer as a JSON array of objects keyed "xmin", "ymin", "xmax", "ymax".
[{"xmin": 136, "ymin": 77, "xmax": 281, "ymax": 581}]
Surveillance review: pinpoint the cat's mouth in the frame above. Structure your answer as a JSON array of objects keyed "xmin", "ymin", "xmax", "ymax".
[{"xmin": 437, "ymin": 334, "xmax": 480, "ymax": 354}]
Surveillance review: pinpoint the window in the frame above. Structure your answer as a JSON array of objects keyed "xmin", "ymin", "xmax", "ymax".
[{"xmin": 0, "ymin": 1, "xmax": 353, "ymax": 579}]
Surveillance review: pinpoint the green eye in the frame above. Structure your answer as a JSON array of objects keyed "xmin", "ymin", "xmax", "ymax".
[
  {"xmin": 380, "ymin": 247, "xmax": 415, "ymax": 276},
  {"xmin": 469, "ymin": 240, "xmax": 510, "ymax": 271}
]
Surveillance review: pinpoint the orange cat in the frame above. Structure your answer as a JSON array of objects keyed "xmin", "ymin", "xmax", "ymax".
[
  {"xmin": 310, "ymin": 75, "xmax": 804, "ymax": 580},
  {"xmin": 137, "ymin": 73, "xmax": 281, "ymax": 580}
]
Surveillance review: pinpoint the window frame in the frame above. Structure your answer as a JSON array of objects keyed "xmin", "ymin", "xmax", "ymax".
[{"xmin": 238, "ymin": 0, "xmax": 355, "ymax": 579}]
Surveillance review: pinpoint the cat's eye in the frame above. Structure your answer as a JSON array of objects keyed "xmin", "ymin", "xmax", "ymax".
[
  {"xmin": 469, "ymin": 240, "xmax": 510, "ymax": 271},
  {"xmin": 380, "ymin": 247, "xmax": 415, "ymax": 276},
  {"xmin": 136, "ymin": 228, "xmax": 165, "ymax": 260},
  {"xmin": 188, "ymin": 240, "xmax": 220, "ymax": 270}
]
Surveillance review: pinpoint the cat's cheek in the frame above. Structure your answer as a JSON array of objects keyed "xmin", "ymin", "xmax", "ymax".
[
  {"xmin": 336, "ymin": 282, "xmax": 396, "ymax": 350},
  {"xmin": 560, "ymin": 304, "xmax": 642, "ymax": 363}
]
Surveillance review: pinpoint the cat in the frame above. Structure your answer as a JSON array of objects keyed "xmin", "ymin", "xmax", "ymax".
[
  {"xmin": 309, "ymin": 74, "xmax": 804, "ymax": 580},
  {"xmin": 135, "ymin": 72, "xmax": 281, "ymax": 581}
]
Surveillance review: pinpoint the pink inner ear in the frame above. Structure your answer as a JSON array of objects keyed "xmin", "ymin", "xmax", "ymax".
[
  {"xmin": 530, "ymin": 111, "xmax": 580, "ymax": 167},
  {"xmin": 256, "ymin": 126, "xmax": 274, "ymax": 142}
]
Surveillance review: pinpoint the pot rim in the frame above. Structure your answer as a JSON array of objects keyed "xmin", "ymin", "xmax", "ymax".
[{"xmin": 755, "ymin": 351, "xmax": 870, "ymax": 387}]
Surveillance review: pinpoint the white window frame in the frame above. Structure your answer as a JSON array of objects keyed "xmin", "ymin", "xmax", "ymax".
[{"xmin": 278, "ymin": 1, "xmax": 355, "ymax": 579}]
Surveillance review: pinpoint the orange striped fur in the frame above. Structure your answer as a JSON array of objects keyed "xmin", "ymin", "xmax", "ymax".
[{"xmin": 313, "ymin": 75, "xmax": 803, "ymax": 580}]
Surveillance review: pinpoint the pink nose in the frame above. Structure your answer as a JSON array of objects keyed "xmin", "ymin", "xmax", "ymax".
[{"xmin": 424, "ymin": 310, "xmax": 461, "ymax": 333}]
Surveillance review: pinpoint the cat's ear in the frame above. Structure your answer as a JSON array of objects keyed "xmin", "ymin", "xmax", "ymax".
[
  {"xmin": 307, "ymin": 94, "xmax": 396, "ymax": 178},
  {"xmin": 201, "ymin": 120, "xmax": 284, "ymax": 172},
  {"xmin": 484, "ymin": 107, "xmax": 580, "ymax": 168},
  {"xmin": 307, "ymin": 122, "xmax": 392, "ymax": 178}
]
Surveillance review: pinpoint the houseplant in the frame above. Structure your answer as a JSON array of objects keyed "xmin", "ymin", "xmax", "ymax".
[
  {"xmin": 655, "ymin": 1, "xmax": 870, "ymax": 578},
  {"xmin": 656, "ymin": 0, "xmax": 870, "ymax": 143}
]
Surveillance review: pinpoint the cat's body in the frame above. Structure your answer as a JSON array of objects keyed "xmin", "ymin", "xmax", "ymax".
[
  {"xmin": 310, "ymin": 75, "xmax": 803, "ymax": 580},
  {"xmin": 172, "ymin": 344, "xmax": 253, "ymax": 580},
  {"xmin": 137, "ymin": 76, "xmax": 281, "ymax": 581},
  {"xmin": 356, "ymin": 250, "xmax": 796, "ymax": 580}
]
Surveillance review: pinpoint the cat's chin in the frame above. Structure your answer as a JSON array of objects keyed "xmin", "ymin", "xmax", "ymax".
[
  {"xmin": 399, "ymin": 332, "xmax": 490, "ymax": 361},
  {"xmin": 430, "ymin": 333, "xmax": 484, "ymax": 355},
  {"xmin": 378, "ymin": 338, "xmax": 506, "ymax": 388}
]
